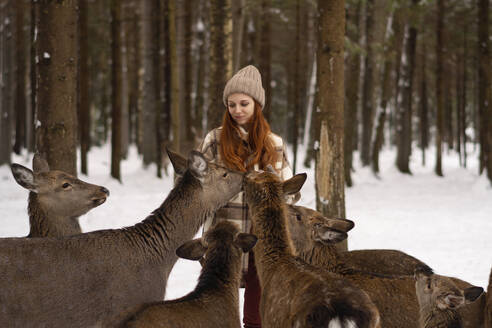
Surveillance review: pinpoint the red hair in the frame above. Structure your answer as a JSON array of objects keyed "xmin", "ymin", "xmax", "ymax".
[{"xmin": 219, "ymin": 101, "xmax": 277, "ymax": 172}]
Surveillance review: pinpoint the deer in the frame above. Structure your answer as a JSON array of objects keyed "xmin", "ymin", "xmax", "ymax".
[
  {"xmin": 0, "ymin": 149, "xmax": 244, "ymax": 327},
  {"xmin": 125, "ymin": 221, "xmax": 257, "ymax": 328},
  {"xmin": 286, "ymin": 205, "xmax": 487, "ymax": 328},
  {"xmin": 243, "ymin": 170, "xmax": 381, "ymax": 328},
  {"xmin": 486, "ymin": 268, "xmax": 492, "ymax": 328},
  {"xmin": 10, "ymin": 154, "xmax": 109, "ymax": 237},
  {"xmin": 414, "ymin": 266, "xmax": 484, "ymax": 328}
]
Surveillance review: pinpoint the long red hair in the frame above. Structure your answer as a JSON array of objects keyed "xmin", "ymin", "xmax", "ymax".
[{"xmin": 219, "ymin": 101, "xmax": 277, "ymax": 172}]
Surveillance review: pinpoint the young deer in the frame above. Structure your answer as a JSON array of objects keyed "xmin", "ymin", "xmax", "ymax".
[
  {"xmin": 125, "ymin": 221, "xmax": 257, "ymax": 328},
  {"xmin": 10, "ymin": 154, "xmax": 109, "ymax": 237},
  {"xmin": 244, "ymin": 171, "xmax": 380, "ymax": 328},
  {"xmin": 414, "ymin": 266, "xmax": 483, "ymax": 328},
  {"xmin": 287, "ymin": 206, "xmax": 486, "ymax": 328}
]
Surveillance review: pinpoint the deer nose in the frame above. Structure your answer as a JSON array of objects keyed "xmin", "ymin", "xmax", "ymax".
[{"xmin": 100, "ymin": 187, "xmax": 110, "ymax": 196}]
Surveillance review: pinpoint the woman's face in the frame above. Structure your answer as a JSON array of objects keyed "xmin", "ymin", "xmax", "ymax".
[{"xmin": 227, "ymin": 93, "xmax": 255, "ymax": 127}]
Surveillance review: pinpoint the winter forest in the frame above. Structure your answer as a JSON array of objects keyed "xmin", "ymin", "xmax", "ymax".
[{"xmin": 0, "ymin": 0, "xmax": 491, "ymax": 326}]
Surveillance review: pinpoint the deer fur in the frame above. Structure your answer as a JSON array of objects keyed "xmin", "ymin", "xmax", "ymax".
[
  {"xmin": 286, "ymin": 205, "xmax": 486, "ymax": 328},
  {"xmin": 486, "ymin": 268, "xmax": 492, "ymax": 328},
  {"xmin": 125, "ymin": 221, "xmax": 257, "ymax": 328},
  {"xmin": 0, "ymin": 150, "xmax": 243, "ymax": 327},
  {"xmin": 414, "ymin": 266, "xmax": 483, "ymax": 328},
  {"xmin": 243, "ymin": 171, "xmax": 381, "ymax": 328},
  {"xmin": 10, "ymin": 154, "xmax": 109, "ymax": 237}
]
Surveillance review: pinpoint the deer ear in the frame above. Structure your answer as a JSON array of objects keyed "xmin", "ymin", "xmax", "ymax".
[
  {"xmin": 176, "ymin": 239, "xmax": 207, "ymax": 261},
  {"xmin": 328, "ymin": 218, "xmax": 355, "ymax": 233},
  {"xmin": 11, "ymin": 164, "xmax": 38, "ymax": 193},
  {"xmin": 188, "ymin": 151, "xmax": 208, "ymax": 181},
  {"xmin": 282, "ymin": 173, "xmax": 307, "ymax": 196},
  {"xmin": 443, "ymin": 294, "xmax": 465, "ymax": 309},
  {"xmin": 234, "ymin": 233, "xmax": 258, "ymax": 253},
  {"xmin": 33, "ymin": 154, "xmax": 49, "ymax": 173},
  {"xmin": 464, "ymin": 286, "xmax": 484, "ymax": 304},
  {"xmin": 313, "ymin": 226, "xmax": 347, "ymax": 244},
  {"xmin": 167, "ymin": 148, "xmax": 187, "ymax": 176}
]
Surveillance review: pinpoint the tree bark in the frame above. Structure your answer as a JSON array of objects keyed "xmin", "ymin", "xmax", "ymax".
[
  {"xmin": 292, "ymin": 0, "xmax": 301, "ymax": 174},
  {"xmin": 478, "ymin": 0, "xmax": 491, "ymax": 183},
  {"xmin": 79, "ymin": 0, "xmax": 90, "ymax": 175},
  {"xmin": 419, "ymin": 31, "xmax": 429, "ymax": 166},
  {"xmin": 258, "ymin": 0, "xmax": 271, "ymax": 118},
  {"xmin": 35, "ymin": 0, "xmax": 78, "ymax": 175},
  {"xmin": 316, "ymin": 0, "xmax": 346, "ymax": 250},
  {"xmin": 435, "ymin": 0, "xmax": 445, "ymax": 176},
  {"xmin": 13, "ymin": 0, "xmax": 27, "ymax": 155},
  {"xmin": 207, "ymin": 0, "xmax": 232, "ymax": 131},
  {"xmin": 111, "ymin": 0, "xmax": 123, "ymax": 181},
  {"xmin": 0, "ymin": 0, "xmax": 13, "ymax": 166}
]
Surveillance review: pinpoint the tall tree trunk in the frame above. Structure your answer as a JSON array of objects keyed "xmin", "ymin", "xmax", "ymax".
[
  {"xmin": 207, "ymin": 0, "xmax": 232, "ymax": 131},
  {"xmin": 478, "ymin": 0, "xmax": 491, "ymax": 183},
  {"xmin": 182, "ymin": 0, "xmax": 194, "ymax": 153},
  {"xmin": 79, "ymin": 0, "xmax": 90, "ymax": 175},
  {"xmin": 111, "ymin": 0, "xmax": 123, "ymax": 181},
  {"xmin": 360, "ymin": 0, "xmax": 378, "ymax": 166},
  {"xmin": 152, "ymin": 0, "xmax": 162, "ymax": 177},
  {"xmin": 161, "ymin": 0, "xmax": 171, "ymax": 157},
  {"xmin": 125, "ymin": 1, "xmax": 138, "ymax": 147},
  {"xmin": 344, "ymin": 0, "xmax": 362, "ymax": 185},
  {"xmin": 232, "ymin": 0, "xmax": 245, "ymax": 72},
  {"xmin": 35, "ymin": 0, "xmax": 78, "ymax": 175},
  {"xmin": 139, "ymin": 0, "xmax": 158, "ymax": 166},
  {"xmin": 316, "ymin": 0, "xmax": 346, "ymax": 250},
  {"xmin": 461, "ymin": 22, "xmax": 468, "ymax": 168},
  {"xmin": 168, "ymin": 0, "xmax": 180, "ymax": 153},
  {"xmin": 435, "ymin": 0, "xmax": 444, "ymax": 176},
  {"xmin": 419, "ymin": 31, "xmax": 429, "ymax": 166},
  {"xmin": 13, "ymin": 0, "xmax": 27, "ymax": 155},
  {"xmin": 396, "ymin": 2, "xmax": 418, "ymax": 174},
  {"xmin": 193, "ymin": 1, "xmax": 207, "ymax": 140},
  {"xmin": 28, "ymin": 1, "xmax": 37, "ymax": 152},
  {"xmin": 258, "ymin": 0, "xmax": 271, "ymax": 119},
  {"xmin": 292, "ymin": 0, "xmax": 301, "ymax": 173},
  {"xmin": 0, "ymin": 0, "xmax": 13, "ymax": 166}
]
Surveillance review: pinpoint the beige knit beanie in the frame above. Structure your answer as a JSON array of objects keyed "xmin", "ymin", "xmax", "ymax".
[{"xmin": 223, "ymin": 65, "xmax": 265, "ymax": 109}]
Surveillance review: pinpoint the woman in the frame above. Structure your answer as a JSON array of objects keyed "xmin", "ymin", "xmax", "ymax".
[{"xmin": 199, "ymin": 65, "xmax": 295, "ymax": 328}]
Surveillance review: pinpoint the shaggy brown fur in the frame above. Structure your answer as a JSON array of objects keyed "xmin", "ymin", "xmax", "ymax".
[
  {"xmin": 486, "ymin": 268, "xmax": 492, "ymax": 328},
  {"xmin": 415, "ymin": 266, "xmax": 483, "ymax": 328},
  {"xmin": 244, "ymin": 172, "xmax": 380, "ymax": 328},
  {"xmin": 11, "ymin": 155, "xmax": 109, "ymax": 237},
  {"xmin": 0, "ymin": 150, "xmax": 243, "ymax": 327},
  {"xmin": 125, "ymin": 221, "xmax": 257, "ymax": 328},
  {"xmin": 287, "ymin": 205, "xmax": 486, "ymax": 328}
]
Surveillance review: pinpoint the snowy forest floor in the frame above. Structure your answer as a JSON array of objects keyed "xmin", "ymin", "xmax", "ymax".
[{"xmin": 0, "ymin": 144, "xmax": 490, "ymax": 319}]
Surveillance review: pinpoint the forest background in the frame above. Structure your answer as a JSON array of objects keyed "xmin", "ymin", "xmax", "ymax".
[{"xmin": 0, "ymin": 0, "xmax": 491, "ymax": 244}]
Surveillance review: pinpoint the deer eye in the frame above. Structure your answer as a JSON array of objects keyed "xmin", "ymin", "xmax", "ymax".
[
  {"xmin": 223, "ymin": 172, "xmax": 228, "ymax": 177},
  {"xmin": 296, "ymin": 214, "xmax": 302, "ymax": 221},
  {"xmin": 62, "ymin": 183, "xmax": 71, "ymax": 189}
]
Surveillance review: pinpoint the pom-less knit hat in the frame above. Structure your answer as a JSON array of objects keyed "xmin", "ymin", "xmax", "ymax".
[{"xmin": 223, "ymin": 65, "xmax": 265, "ymax": 109}]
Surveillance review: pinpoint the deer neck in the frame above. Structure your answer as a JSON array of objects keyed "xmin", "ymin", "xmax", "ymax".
[
  {"xmin": 124, "ymin": 172, "xmax": 212, "ymax": 263},
  {"xmin": 420, "ymin": 305, "xmax": 462, "ymax": 328},
  {"xmin": 28, "ymin": 192, "xmax": 82, "ymax": 238},
  {"xmin": 299, "ymin": 243, "xmax": 345, "ymax": 273},
  {"xmin": 250, "ymin": 197, "xmax": 295, "ymax": 268}
]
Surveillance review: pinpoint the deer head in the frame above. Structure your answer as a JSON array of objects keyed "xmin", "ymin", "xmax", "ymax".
[
  {"xmin": 414, "ymin": 266, "xmax": 484, "ymax": 311},
  {"xmin": 10, "ymin": 154, "xmax": 109, "ymax": 219}
]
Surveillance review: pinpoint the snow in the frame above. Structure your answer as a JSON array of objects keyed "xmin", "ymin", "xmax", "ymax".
[{"xmin": 0, "ymin": 144, "xmax": 490, "ymax": 320}]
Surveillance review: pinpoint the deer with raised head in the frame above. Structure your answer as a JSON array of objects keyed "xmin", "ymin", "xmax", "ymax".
[
  {"xmin": 125, "ymin": 220, "xmax": 257, "ymax": 328},
  {"xmin": 243, "ymin": 171, "xmax": 380, "ymax": 328},
  {"xmin": 0, "ymin": 150, "xmax": 244, "ymax": 327},
  {"xmin": 414, "ymin": 266, "xmax": 483, "ymax": 328},
  {"xmin": 286, "ymin": 205, "xmax": 486, "ymax": 328},
  {"xmin": 10, "ymin": 154, "xmax": 109, "ymax": 237}
]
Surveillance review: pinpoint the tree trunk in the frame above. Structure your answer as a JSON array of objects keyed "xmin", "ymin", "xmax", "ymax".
[
  {"xmin": 161, "ymin": 0, "xmax": 171, "ymax": 157},
  {"xmin": 478, "ymin": 0, "xmax": 491, "ymax": 183},
  {"xmin": 35, "ymin": 0, "xmax": 78, "ymax": 175},
  {"xmin": 207, "ymin": 0, "xmax": 232, "ymax": 131},
  {"xmin": 232, "ymin": 0, "xmax": 245, "ymax": 73},
  {"xmin": 111, "ymin": 0, "xmax": 123, "ymax": 181},
  {"xmin": 396, "ymin": 3, "xmax": 418, "ymax": 174},
  {"xmin": 316, "ymin": 0, "xmax": 346, "ymax": 250},
  {"xmin": 168, "ymin": 0, "xmax": 180, "ymax": 153},
  {"xmin": 435, "ymin": 0, "xmax": 444, "ymax": 176},
  {"xmin": 0, "ymin": 0, "xmax": 13, "ymax": 166},
  {"xmin": 258, "ymin": 0, "xmax": 271, "ymax": 119},
  {"xmin": 139, "ymin": 0, "xmax": 158, "ymax": 166},
  {"xmin": 193, "ymin": 1, "xmax": 207, "ymax": 141},
  {"xmin": 79, "ymin": 0, "xmax": 90, "ymax": 175},
  {"xmin": 181, "ymin": 0, "xmax": 194, "ymax": 154},
  {"xmin": 292, "ymin": 0, "xmax": 301, "ymax": 174},
  {"xmin": 13, "ymin": 0, "xmax": 27, "ymax": 155},
  {"xmin": 419, "ymin": 31, "xmax": 429, "ymax": 166},
  {"xmin": 344, "ymin": 0, "xmax": 362, "ymax": 185}
]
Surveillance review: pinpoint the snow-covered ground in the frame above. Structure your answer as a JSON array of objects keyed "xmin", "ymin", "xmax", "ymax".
[{"xmin": 0, "ymin": 144, "xmax": 490, "ymax": 320}]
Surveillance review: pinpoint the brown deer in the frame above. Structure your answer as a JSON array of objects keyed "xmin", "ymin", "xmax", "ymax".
[
  {"xmin": 10, "ymin": 154, "xmax": 109, "ymax": 237},
  {"xmin": 243, "ymin": 171, "xmax": 380, "ymax": 328},
  {"xmin": 286, "ymin": 206, "xmax": 486, "ymax": 328},
  {"xmin": 486, "ymin": 268, "xmax": 492, "ymax": 328},
  {"xmin": 125, "ymin": 221, "xmax": 257, "ymax": 328},
  {"xmin": 0, "ymin": 150, "xmax": 244, "ymax": 327},
  {"xmin": 414, "ymin": 266, "xmax": 483, "ymax": 328}
]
